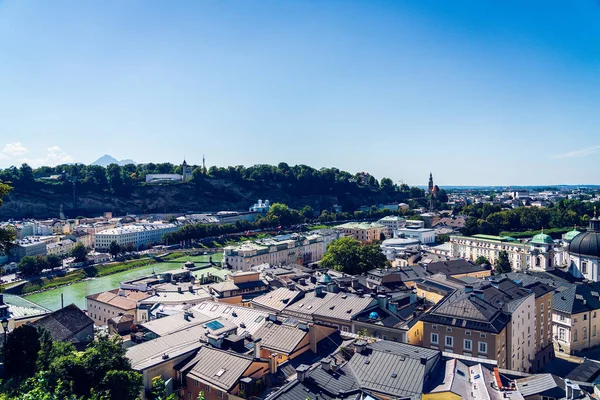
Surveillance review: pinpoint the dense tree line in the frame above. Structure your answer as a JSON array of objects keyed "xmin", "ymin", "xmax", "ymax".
[
  {"xmin": 459, "ymin": 199, "xmax": 600, "ymax": 236},
  {"xmin": 0, "ymin": 326, "xmax": 142, "ymax": 400},
  {"xmin": 0, "ymin": 162, "xmax": 426, "ymax": 209}
]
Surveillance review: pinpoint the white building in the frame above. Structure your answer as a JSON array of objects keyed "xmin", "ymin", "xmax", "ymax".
[
  {"xmin": 566, "ymin": 216, "xmax": 600, "ymax": 281},
  {"xmin": 377, "ymin": 216, "xmax": 405, "ymax": 238},
  {"xmin": 223, "ymin": 230, "xmax": 342, "ymax": 271},
  {"xmin": 249, "ymin": 199, "xmax": 270, "ymax": 213},
  {"xmin": 397, "ymin": 224, "xmax": 436, "ymax": 244},
  {"xmin": 94, "ymin": 223, "xmax": 178, "ymax": 251},
  {"xmin": 46, "ymin": 239, "xmax": 75, "ymax": 257},
  {"xmin": 145, "ymin": 174, "xmax": 182, "ymax": 183}
]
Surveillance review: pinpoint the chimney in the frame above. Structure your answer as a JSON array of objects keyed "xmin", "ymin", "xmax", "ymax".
[
  {"xmin": 321, "ymin": 357, "xmax": 332, "ymax": 372},
  {"xmin": 0, "ymin": 293, "xmax": 4, "ymax": 305},
  {"xmin": 118, "ymin": 290, "xmax": 126, "ymax": 297},
  {"xmin": 268, "ymin": 313, "xmax": 277, "ymax": 322},
  {"xmin": 409, "ymin": 289, "xmax": 417, "ymax": 304},
  {"xmin": 296, "ymin": 364, "xmax": 310, "ymax": 382},
  {"xmin": 377, "ymin": 294, "xmax": 388, "ymax": 309},
  {"xmin": 421, "ymin": 356, "xmax": 428, "ymax": 365},
  {"xmin": 314, "ymin": 285, "xmax": 324, "ymax": 297},
  {"xmin": 354, "ymin": 340, "xmax": 367, "ymax": 354},
  {"xmin": 254, "ymin": 339, "xmax": 262, "ymax": 359},
  {"xmin": 269, "ymin": 353, "xmax": 278, "ymax": 374},
  {"xmin": 178, "ymin": 287, "xmax": 183, "ymax": 293},
  {"xmin": 309, "ymin": 323, "xmax": 319, "ymax": 353},
  {"xmin": 465, "ymin": 286, "xmax": 473, "ymax": 293}
]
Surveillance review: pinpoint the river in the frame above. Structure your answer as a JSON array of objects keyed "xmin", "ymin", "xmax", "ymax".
[{"xmin": 25, "ymin": 253, "xmax": 223, "ymax": 311}]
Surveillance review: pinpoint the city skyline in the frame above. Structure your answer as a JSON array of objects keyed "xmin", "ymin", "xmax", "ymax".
[{"xmin": 1, "ymin": 1, "xmax": 600, "ymax": 186}]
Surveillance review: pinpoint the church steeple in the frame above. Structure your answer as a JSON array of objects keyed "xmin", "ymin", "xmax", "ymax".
[{"xmin": 428, "ymin": 172, "xmax": 434, "ymax": 193}]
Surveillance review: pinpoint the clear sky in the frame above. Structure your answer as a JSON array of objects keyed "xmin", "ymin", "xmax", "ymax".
[{"xmin": 1, "ymin": 1, "xmax": 599, "ymax": 186}]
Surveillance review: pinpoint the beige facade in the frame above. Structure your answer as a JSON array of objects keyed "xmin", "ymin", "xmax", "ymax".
[
  {"xmin": 506, "ymin": 293, "xmax": 536, "ymax": 372},
  {"xmin": 450, "ymin": 234, "xmax": 528, "ymax": 270},
  {"xmin": 86, "ymin": 289, "xmax": 150, "ymax": 326},
  {"xmin": 553, "ymin": 308, "xmax": 600, "ymax": 354},
  {"xmin": 335, "ymin": 222, "xmax": 385, "ymax": 243},
  {"xmin": 223, "ymin": 231, "xmax": 340, "ymax": 271}
]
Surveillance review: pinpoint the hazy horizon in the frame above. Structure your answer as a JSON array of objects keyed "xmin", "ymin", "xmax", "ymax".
[{"xmin": 1, "ymin": 1, "xmax": 600, "ymax": 186}]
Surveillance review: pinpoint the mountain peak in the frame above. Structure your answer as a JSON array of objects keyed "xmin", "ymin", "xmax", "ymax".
[{"xmin": 91, "ymin": 155, "xmax": 136, "ymax": 167}]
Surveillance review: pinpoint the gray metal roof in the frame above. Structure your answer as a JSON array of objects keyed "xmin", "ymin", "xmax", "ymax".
[
  {"xmin": 186, "ymin": 346, "xmax": 256, "ymax": 391},
  {"xmin": 252, "ymin": 321, "xmax": 307, "ymax": 354},
  {"xmin": 282, "ymin": 291, "xmax": 334, "ymax": 320},
  {"xmin": 126, "ymin": 324, "xmax": 206, "ymax": 370},
  {"xmin": 4, "ymin": 294, "xmax": 50, "ymax": 321},
  {"xmin": 250, "ymin": 287, "xmax": 302, "ymax": 312},
  {"xmin": 313, "ymin": 293, "xmax": 377, "ymax": 322},
  {"xmin": 141, "ymin": 310, "xmax": 236, "ymax": 337},
  {"xmin": 347, "ymin": 341, "xmax": 438, "ymax": 399},
  {"xmin": 515, "ymin": 374, "xmax": 564, "ymax": 397},
  {"xmin": 193, "ymin": 302, "xmax": 269, "ymax": 336}
]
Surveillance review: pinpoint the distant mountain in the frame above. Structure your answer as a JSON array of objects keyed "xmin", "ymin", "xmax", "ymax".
[{"xmin": 91, "ymin": 155, "xmax": 136, "ymax": 167}]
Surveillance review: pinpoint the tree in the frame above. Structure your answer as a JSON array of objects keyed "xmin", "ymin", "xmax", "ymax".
[
  {"xmin": 0, "ymin": 181, "xmax": 15, "ymax": 256},
  {"xmin": 70, "ymin": 242, "xmax": 88, "ymax": 263},
  {"xmin": 495, "ymin": 251, "xmax": 511, "ymax": 274},
  {"xmin": 18, "ymin": 255, "xmax": 44, "ymax": 276},
  {"xmin": 95, "ymin": 370, "xmax": 143, "ymax": 400},
  {"xmin": 109, "ymin": 241, "xmax": 121, "ymax": 258},
  {"xmin": 320, "ymin": 237, "xmax": 388, "ymax": 275},
  {"xmin": 475, "ymin": 256, "xmax": 489, "ymax": 265},
  {"xmin": 3, "ymin": 325, "xmax": 41, "ymax": 381},
  {"xmin": 47, "ymin": 254, "xmax": 62, "ymax": 270}
]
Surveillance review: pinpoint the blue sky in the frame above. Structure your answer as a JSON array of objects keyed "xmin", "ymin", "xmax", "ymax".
[{"xmin": 1, "ymin": 1, "xmax": 599, "ymax": 186}]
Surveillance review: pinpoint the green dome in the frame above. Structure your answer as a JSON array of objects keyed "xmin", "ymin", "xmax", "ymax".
[
  {"xmin": 564, "ymin": 229, "xmax": 582, "ymax": 241},
  {"xmin": 531, "ymin": 233, "xmax": 553, "ymax": 245}
]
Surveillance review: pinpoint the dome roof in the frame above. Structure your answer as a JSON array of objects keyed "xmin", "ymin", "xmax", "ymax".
[
  {"xmin": 318, "ymin": 273, "xmax": 332, "ymax": 284},
  {"xmin": 568, "ymin": 217, "xmax": 600, "ymax": 258},
  {"xmin": 564, "ymin": 229, "xmax": 582, "ymax": 241},
  {"xmin": 531, "ymin": 233, "xmax": 553, "ymax": 245}
]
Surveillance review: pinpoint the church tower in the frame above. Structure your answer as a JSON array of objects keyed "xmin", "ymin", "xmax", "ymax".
[
  {"xmin": 428, "ymin": 172, "xmax": 434, "ymax": 193},
  {"xmin": 181, "ymin": 159, "xmax": 192, "ymax": 181}
]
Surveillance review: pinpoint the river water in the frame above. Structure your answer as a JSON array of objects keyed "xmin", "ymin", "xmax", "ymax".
[{"xmin": 25, "ymin": 253, "xmax": 223, "ymax": 311}]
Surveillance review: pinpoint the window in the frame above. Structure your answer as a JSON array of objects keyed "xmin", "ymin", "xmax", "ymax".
[
  {"xmin": 478, "ymin": 342, "xmax": 487, "ymax": 354},
  {"xmin": 217, "ymin": 390, "xmax": 223, "ymax": 398},
  {"xmin": 595, "ymin": 312, "xmax": 597, "ymax": 318},
  {"xmin": 465, "ymin": 330, "xmax": 471, "ymax": 336},
  {"xmin": 445, "ymin": 336, "xmax": 454, "ymax": 347},
  {"xmin": 480, "ymin": 333, "xmax": 487, "ymax": 338},
  {"xmin": 594, "ymin": 325, "xmax": 597, "ymax": 337},
  {"xmin": 574, "ymin": 329, "xmax": 578, "ymax": 342},
  {"xmin": 188, "ymin": 394, "xmax": 191, "ymax": 400},
  {"xmin": 541, "ymin": 304, "xmax": 544, "ymax": 312},
  {"xmin": 560, "ymin": 315, "xmax": 566, "ymax": 322},
  {"xmin": 584, "ymin": 327, "xmax": 588, "ymax": 340},
  {"xmin": 431, "ymin": 333, "xmax": 439, "ymax": 344},
  {"xmin": 446, "ymin": 327, "xmax": 452, "ymax": 332},
  {"xmin": 432, "ymin": 325, "xmax": 438, "ymax": 330},
  {"xmin": 582, "ymin": 261, "xmax": 588, "ymax": 274},
  {"xmin": 464, "ymin": 339, "xmax": 472, "ymax": 351},
  {"xmin": 342, "ymin": 326, "xmax": 349, "ymax": 332},
  {"xmin": 559, "ymin": 328, "xmax": 566, "ymax": 341},
  {"xmin": 194, "ymin": 380, "xmax": 199, "ymax": 387}
]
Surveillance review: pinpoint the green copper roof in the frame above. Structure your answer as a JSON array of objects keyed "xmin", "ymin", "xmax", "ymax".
[
  {"xmin": 531, "ymin": 233, "xmax": 553, "ymax": 245},
  {"xmin": 564, "ymin": 230, "xmax": 582, "ymax": 241}
]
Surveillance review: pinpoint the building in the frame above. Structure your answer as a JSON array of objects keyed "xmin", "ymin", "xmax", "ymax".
[
  {"xmin": 180, "ymin": 345, "xmax": 269, "ymax": 400},
  {"xmin": 181, "ymin": 159, "xmax": 192, "ymax": 181},
  {"xmin": 335, "ymin": 222, "xmax": 385, "ymax": 243},
  {"xmin": 86, "ymin": 289, "xmax": 151, "ymax": 326},
  {"xmin": 528, "ymin": 231, "xmax": 556, "ymax": 271},
  {"xmin": 208, "ymin": 271, "xmax": 269, "ymax": 303},
  {"xmin": 397, "ymin": 224, "xmax": 436, "ymax": 244},
  {"xmin": 249, "ymin": 199, "xmax": 270, "ymax": 213},
  {"xmin": 94, "ymin": 223, "xmax": 178, "ymax": 251},
  {"xmin": 311, "ymin": 292, "xmax": 378, "ymax": 333},
  {"xmin": 9, "ymin": 237, "xmax": 48, "ymax": 261},
  {"xmin": 30, "ymin": 304, "xmax": 94, "ymax": 348},
  {"xmin": 0, "ymin": 293, "xmax": 50, "ymax": 335},
  {"xmin": 273, "ymin": 340, "xmax": 442, "ymax": 400},
  {"xmin": 567, "ymin": 214, "xmax": 600, "ymax": 281},
  {"xmin": 223, "ymin": 231, "xmax": 341, "ymax": 271},
  {"xmin": 66, "ymin": 230, "xmax": 92, "ymax": 248},
  {"xmin": 422, "ymin": 279, "xmax": 536, "ymax": 372},
  {"xmin": 215, "ymin": 211, "xmax": 258, "ymax": 225},
  {"xmin": 424, "ymin": 259, "xmax": 491, "ymax": 280},
  {"xmin": 46, "ymin": 239, "xmax": 75, "ymax": 257},
  {"xmin": 552, "ymin": 284, "xmax": 600, "ymax": 354},
  {"xmin": 450, "ymin": 234, "xmax": 529, "ymax": 270},
  {"xmin": 377, "ymin": 216, "xmax": 406, "ymax": 238},
  {"xmin": 250, "ymin": 287, "xmax": 302, "ymax": 313}
]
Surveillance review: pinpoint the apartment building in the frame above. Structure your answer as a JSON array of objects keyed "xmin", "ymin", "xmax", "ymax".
[
  {"xmin": 552, "ymin": 284, "xmax": 600, "ymax": 355},
  {"xmin": 450, "ymin": 234, "xmax": 529, "ymax": 270},
  {"xmin": 422, "ymin": 279, "xmax": 536, "ymax": 372},
  {"xmin": 335, "ymin": 222, "xmax": 385, "ymax": 243},
  {"xmin": 46, "ymin": 239, "xmax": 75, "ymax": 257},
  {"xmin": 94, "ymin": 223, "xmax": 178, "ymax": 251},
  {"xmin": 377, "ymin": 216, "xmax": 406, "ymax": 238},
  {"xmin": 86, "ymin": 289, "xmax": 151, "ymax": 326},
  {"xmin": 222, "ymin": 230, "xmax": 341, "ymax": 271}
]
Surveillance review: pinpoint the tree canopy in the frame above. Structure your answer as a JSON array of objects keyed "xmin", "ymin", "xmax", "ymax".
[
  {"xmin": 495, "ymin": 251, "xmax": 511, "ymax": 274},
  {"xmin": 320, "ymin": 237, "xmax": 389, "ymax": 274}
]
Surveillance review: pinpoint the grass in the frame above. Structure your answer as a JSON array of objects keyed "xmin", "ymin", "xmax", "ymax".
[{"xmin": 307, "ymin": 224, "xmax": 328, "ymax": 231}]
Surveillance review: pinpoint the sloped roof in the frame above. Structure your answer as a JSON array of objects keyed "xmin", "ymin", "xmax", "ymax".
[
  {"xmin": 186, "ymin": 346, "xmax": 256, "ymax": 391},
  {"xmin": 516, "ymin": 374, "xmax": 565, "ymax": 398},
  {"xmin": 30, "ymin": 304, "xmax": 93, "ymax": 342},
  {"xmin": 313, "ymin": 293, "xmax": 377, "ymax": 322},
  {"xmin": 194, "ymin": 302, "xmax": 268, "ymax": 336},
  {"xmin": 282, "ymin": 291, "xmax": 334, "ymax": 320},
  {"xmin": 252, "ymin": 321, "xmax": 307, "ymax": 354},
  {"xmin": 553, "ymin": 284, "xmax": 600, "ymax": 314},
  {"xmin": 250, "ymin": 287, "xmax": 302, "ymax": 312},
  {"xmin": 86, "ymin": 289, "xmax": 150, "ymax": 310}
]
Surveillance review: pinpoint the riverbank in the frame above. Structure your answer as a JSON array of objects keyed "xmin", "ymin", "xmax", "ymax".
[
  {"xmin": 25, "ymin": 253, "xmax": 223, "ymax": 310},
  {"xmin": 8, "ymin": 252, "xmax": 200, "ymax": 295}
]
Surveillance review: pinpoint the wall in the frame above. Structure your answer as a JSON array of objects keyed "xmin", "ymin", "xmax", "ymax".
[
  {"xmin": 507, "ymin": 294, "xmax": 536, "ymax": 372},
  {"xmin": 86, "ymin": 298, "xmax": 135, "ymax": 326}
]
